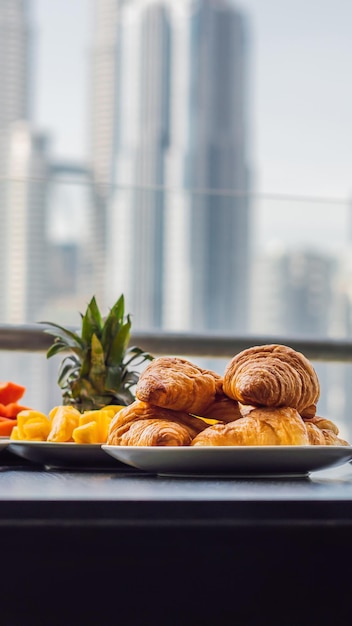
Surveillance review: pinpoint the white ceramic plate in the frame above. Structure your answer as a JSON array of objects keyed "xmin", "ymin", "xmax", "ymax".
[
  {"xmin": 8, "ymin": 441, "xmax": 134, "ymax": 470},
  {"xmin": 101, "ymin": 445, "xmax": 352, "ymax": 477}
]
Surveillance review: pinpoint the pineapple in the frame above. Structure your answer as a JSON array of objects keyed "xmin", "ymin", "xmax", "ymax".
[{"xmin": 41, "ymin": 295, "xmax": 154, "ymax": 412}]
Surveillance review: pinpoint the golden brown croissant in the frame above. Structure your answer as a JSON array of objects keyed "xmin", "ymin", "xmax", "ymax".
[
  {"xmin": 238, "ymin": 402, "xmax": 318, "ymax": 421},
  {"xmin": 115, "ymin": 419, "xmax": 194, "ymax": 446},
  {"xmin": 199, "ymin": 393, "xmax": 242, "ymax": 423},
  {"xmin": 107, "ymin": 400, "xmax": 207, "ymax": 446},
  {"xmin": 135, "ymin": 356, "xmax": 220, "ymax": 415},
  {"xmin": 303, "ymin": 416, "xmax": 349, "ymax": 446},
  {"xmin": 223, "ymin": 344, "xmax": 320, "ymax": 417},
  {"xmin": 300, "ymin": 404, "xmax": 317, "ymax": 419},
  {"xmin": 191, "ymin": 407, "xmax": 310, "ymax": 446},
  {"xmin": 305, "ymin": 415, "xmax": 339, "ymax": 434}
]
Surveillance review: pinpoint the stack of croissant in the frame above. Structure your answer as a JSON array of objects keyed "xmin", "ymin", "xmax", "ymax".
[{"xmin": 106, "ymin": 344, "xmax": 350, "ymax": 447}]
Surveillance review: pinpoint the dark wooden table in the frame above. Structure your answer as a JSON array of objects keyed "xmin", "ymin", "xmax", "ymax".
[{"xmin": 1, "ymin": 453, "xmax": 352, "ymax": 626}]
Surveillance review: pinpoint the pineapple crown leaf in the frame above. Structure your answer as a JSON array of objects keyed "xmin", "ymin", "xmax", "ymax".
[
  {"xmin": 70, "ymin": 378, "xmax": 96, "ymax": 399},
  {"xmin": 109, "ymin": 294, "xmax": 125, "ymax": 321},
  {"xmin": 100, "ymin": 313, "xmax": 118, "ymax": 351},
  {"xmin": 57, "ymin": 357, "xmax": 80, "ymax": 389},
  {"xmin": 101, "ymin": 296, "xmax": 127, "ymax": 357},
  {"xmin": 124, "ymin": 346, "xmax": 154, "ymax": 368},
  {"xmin": 121, "ymin": 371, "xmax": 140, "ymax": 387},
  {"xmin": 40, "ymin": 294, "xmax": 155, "ymax": 411},
  {"xmin": 89, "ymin": 334, "xmax": 106, "ymax": 392},
  {"xmin": 114, "ymin": 388, "xmax": 136, "ymax": 405},
  {"xmin": 81, "ymin": 296, "xmax": 104, "ymax": 345},
  {"xmin": 46, "ymin": 341, "xmax": 68, "ymax": 360},
  {"xmin": 107, "ymin": 316, "xmax": 132, "ymax": 366},
  {"xmin": 80, "ymin": 351, "xmax": 91, "ymax": 379},
  {"xmin": 46, "ymin": 340, "xmax": 85, "ymax": 361},
  {"xmin": 90, "ymin": 333, "xmax": 105, "ymax": 368},
  {"xmin": 40, "ymin": 321, "xmax": 85, "ymax": 352},
  {"xmin": 104, "ymin": 365, "xmax": 123, "ymax": 393}
]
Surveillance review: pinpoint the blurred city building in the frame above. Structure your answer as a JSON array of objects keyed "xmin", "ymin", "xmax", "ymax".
[
  {"xmin": 0, "ymin": 1, "xmax": 94, "ymax": 411},
  {"xmin": 92, "ymin": 0, "xmax": 251, "ymax": 331},
  {"xmin": 250, "ymin": 245, "xmax": 336, "ymax": 337},
  {"xmin": 0, "ymin": 0, "xmax": 30, "ymax": 174},
  {"xmin": 90, "ymin": 0, "xmax": 120, "ymax": 300},
  {"xmin": 2, "ymin": 121, "xmax": 49, "ymax": 323},
  {"xmin": 0, "ymin": 0, "xmax": 32, "ymax": 320},
  {"xmin": 249, "ymin": 244, "xmax": 352, "ymax": 430},
  {"xmin": 1, "ymin": 0, "xmax": 352, "ymax": 433},
  {"xmin": 39, "ymin": 161, "xmax": 96, "ymax": 323}
]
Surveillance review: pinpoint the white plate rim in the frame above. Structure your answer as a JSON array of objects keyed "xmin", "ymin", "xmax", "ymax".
[
  {"xmin": 7, "ymin": 439, "xmax": 128, "ymax": 469},
  {"xmin": 9, "ymin": 440, "xmax": 102, "ymax": 450},
  {"xmin": 101, "ymin": 444, "xmax": 352, "ymax": 476},
  {"xmin": 102, "ymin": 444, "xmax": 352, "ymax": 451}
]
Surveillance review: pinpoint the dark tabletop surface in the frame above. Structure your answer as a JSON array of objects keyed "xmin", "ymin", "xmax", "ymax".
[
  {"xmin": 2, "ymin": 452, "xmax": 352, "ymax": 625},
  {"xmin": 1, "ymin": 461, "xmax": 352, "ymax": 500},
  {"xmin": 1, "ymin": 447, "xmax": 352, "ymax": 523}
]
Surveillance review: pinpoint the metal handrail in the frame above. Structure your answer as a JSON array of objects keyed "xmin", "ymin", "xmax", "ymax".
[{"xmin": 1, "ymin": 323, "xmax": 352, "ymax": 362}]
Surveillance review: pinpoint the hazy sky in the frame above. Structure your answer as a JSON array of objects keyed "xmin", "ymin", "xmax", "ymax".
[
  {"xmin": 32, "ymin": 0, "xmax": 93, "ymax": 161},
  {"xmin": 32, "ymin": 0, "xmax": 352, "ymax": 241}
]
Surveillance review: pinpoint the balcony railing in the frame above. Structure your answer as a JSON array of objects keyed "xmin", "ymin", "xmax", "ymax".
[{"xmin": 1, "ymin": 323, "xmax": 352, "ymax": 362}]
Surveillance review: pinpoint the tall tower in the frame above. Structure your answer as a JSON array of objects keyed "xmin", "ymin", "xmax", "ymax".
[
  {"xmin": 0, "ymin": 0, "xmax": 31, "ymax": 319},
  {"xmin": 90, "ymin": 0, "xmax": 120, "ymax": 301},
  {"xmin": 91, "ymin": 0, "xmax": 119, "ymax": 196},
  {"xmin": 0, "ymin": 0, "xmax": 30, "ymax": 174},
  {"xmin": 163, "ymin": 0, "xmax": 250, "ymax": 332},
  {"xmin": 3, "ymin": 121, "xmax": 49, "ymax": 323},
  {"xmin": 104, "ymin": 0, "xmax": 251, "ymax": 331}
]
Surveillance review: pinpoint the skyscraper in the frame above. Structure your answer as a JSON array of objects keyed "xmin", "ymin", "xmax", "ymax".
[
  {"xmin": 250, "ymin": 246, "xmax": 335, "ymax": 337},
  {"xmin": 3, "ymin": 121, "xmax": 49, "ymax": 323},
  {"xmin": 0, "ymin": 0, "xmax": 31, "ymax": 320},
  {"xmin": 0, "ymin": 0, "xmax": 30, "ymax": 174},
  {"xmin": 95, "ymin": 0, "xmax": 251, "ymax": 332},
  {"xmin": 90, "ymin": 0, "xmax": 121, "ymax": 300},
  {"xmin": 91, "ymin": 0, "xmax": 120, "ymax": 196},
  {"xmin": 1, "ymin": 2, "xmax": 97, "ymax": 327}
]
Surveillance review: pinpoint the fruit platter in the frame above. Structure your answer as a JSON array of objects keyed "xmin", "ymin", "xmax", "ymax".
[{"xmin": 2, "ymin": 293, "xmax": 352, "ymax": 476}]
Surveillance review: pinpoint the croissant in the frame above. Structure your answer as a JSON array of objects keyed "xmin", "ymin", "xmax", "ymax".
[
  {"xmin": 191, "ymin": 407, "xmax": 310, "ymax": 446},
  {"xmin": 304, "ymin": 415, "xmax": 339, "ymax": 434},
  {"xmin": 107, "ymin": 400, "xmax": 208, "ymax": 446},
  {"xmin": 114, "ymin": 419, "xmax": 194, "ymax": 446},
  {"xmin": 223, "ymin": 344, "xmax": 320, "ymax": 417},
  {"xmin": 239, "ymin": 402, "xmax": 318, "ymax": 421},
  {"xmin": 303, "ymin": 416, "xmax": 349, "ymax": 446},
  {"xmin": 135, "ymin": 356, "xmax": 220, "ymax": 415},
  {"xmin": 199, "ymin": 394, "xmax": 242, "ymax": 423}
]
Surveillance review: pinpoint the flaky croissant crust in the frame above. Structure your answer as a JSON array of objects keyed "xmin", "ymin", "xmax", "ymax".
[
  {"xmin": 104, "ymin": 346, "xmax": 349, "ymax": 448},
  {"xmin": 303, "ymin": 416, "xmax": 349, "ymax": 446},
  {"xmin": 135, "ymin": 356, "xmax": 221, "ymax": 415},
  {"xmin": 191, "ymin": 407, "xmax": 310, "ymax": 447},
  {"xmin": 223, "ymin": 344, "xmax": 320, "ymax": 416},
  {"xmin": 116, "ymin": 419, "xmax": 194, "ymax": 446},
  {"xmin": 107, "ymin": 403, "xmax": 349, "ymax": 448},
  {"xmin": 191, "ymin": 407, "xmax": 349, "ymax": 447},
  {"xmin": 107, "ymin": 400, "xmax": 208, "ymax": 446},
  {"xmin": 199, "ymin": 393, "xmax": 242, "ymax": 423}
]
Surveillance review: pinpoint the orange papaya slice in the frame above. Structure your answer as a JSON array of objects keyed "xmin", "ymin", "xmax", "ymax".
[
  {"xmin": 0, "ymin": 381, "xmax": 26, "ymax": 405},
  {"xmin": 0, "ymin": 417, "xmax": 17, "ymax": 437},
  {"xmin": 0, "ymin": 402, "xmax": 31, "ymax": 419}
]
